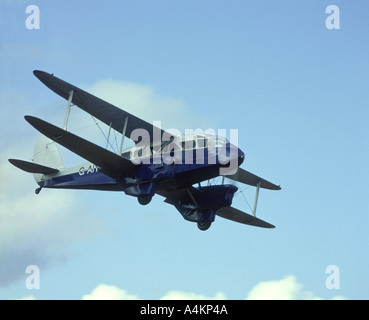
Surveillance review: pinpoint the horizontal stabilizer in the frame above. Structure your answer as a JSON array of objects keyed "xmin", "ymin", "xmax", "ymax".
[
  {"xmin": 24, "ymin": 116, "xmax": 135, "ymax": 178},
  {"xmin": 8, "ymin": 159, "xmax": 59, "ymax": 174},
  {"xmin": 226, "ymin": 167, "xmax": 281, "ymax": 190},
  {"xmin": 216, "ymin": 206, "xmax": 275, "ymax": 228}
]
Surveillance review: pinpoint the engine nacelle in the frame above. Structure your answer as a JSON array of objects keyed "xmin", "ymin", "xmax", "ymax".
[
  {"xmin": 173, "ymin": 184, "xmax": 238, "ymax": 224},
  {"xmin": 122, "ymin": 180, "xmax": 156, "ymax": 197}
]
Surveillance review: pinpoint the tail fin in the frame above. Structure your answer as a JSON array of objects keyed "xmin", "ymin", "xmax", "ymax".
[
  {"xmin": 32, "ymin": 134, "xmax": 64, "ymax": 182},
  {"xmin": 33, "ymin": 134, "xmax": 64, "ymax": 169}
]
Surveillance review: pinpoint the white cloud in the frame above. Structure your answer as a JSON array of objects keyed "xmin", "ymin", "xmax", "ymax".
[
  {"xmin": 81, "ymin": 285, "xmax": 225, "ymax": 301},
  {"xmin": 78, "ymin": 276, "xmax": 347, "ymax": 301},
  {"xmin": 15, "ymin": 275, "xmax": 347, "ymax": 300},
  {"xmin": 82, "ymin": 284, "xmax": 139, "ymax": 300},
  {"xmin": 160, "ymin": 291, "xmax": 227, "ymax": 300},
  {"xmin": 246, "ymin": 275, "xmax": 308, "ymax": 300},
  {"xmin": 245, "ymin": 275, "xmax": 346, "ymax": 300},
  {"xmin": 0, "ymin": 85, "xmax": 111, "ymax": 289},
  {"xmin": 81, "ymin": 79, "xmax": 204, "ymax": 133},
  {"xmin": 16, "ymin": 295, "xmax": 36, "ymax": 300},
  {"xmin": 58, "ymin": 79, "xmax": 199, "ymax": 155}
]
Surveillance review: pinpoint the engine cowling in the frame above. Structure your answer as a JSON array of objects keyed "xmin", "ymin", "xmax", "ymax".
[{"xmin": 173, "ymin": 184, "xmax": 238, "ymax": 227}]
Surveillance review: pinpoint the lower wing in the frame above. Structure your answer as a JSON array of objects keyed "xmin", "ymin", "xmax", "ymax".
[{"xmin": 216, "ymin": 206, "xmax": 275, "ymax": 228}]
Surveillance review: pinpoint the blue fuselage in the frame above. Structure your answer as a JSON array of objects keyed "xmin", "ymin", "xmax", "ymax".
[{"xmin": 38, "ymin": 143, "xmax": 245, "ymax": 193}]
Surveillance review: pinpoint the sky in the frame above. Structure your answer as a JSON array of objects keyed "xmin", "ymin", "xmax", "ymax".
[{"xmin": 0, "ymin": 0, "xmax": 368, "ymax": 300}]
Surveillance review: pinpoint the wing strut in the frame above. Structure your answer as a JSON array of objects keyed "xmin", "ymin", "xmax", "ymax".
[
  {"xmin": 186, "ymin": 189, "xmax": 199, "ymax": 207},
  {"xmin": 119, "ymin": 116, "xmax": 128, "ymax": 155},
  {"xmin": 63, "ymin": 89, "xmax": 74, "ymax": 130},
  {"xmin": 106, "ymin": 122, "xmax": 112, "ymax": 149},
  {"xmin": 252, "ymin": 181, "xmax": 261, "ymax": 217}
]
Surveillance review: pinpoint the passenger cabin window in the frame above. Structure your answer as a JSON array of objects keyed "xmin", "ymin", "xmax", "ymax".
[
  {"xmin": 160, "ymin": 139, "xmax": 181, "ymax": 153},
  {"xmin": 159, "ymin": 136, "xmax": 210, "ymax": 153},
  {"xmin": 181, "ymin": 140, "xmax": 196, "ymax": 150},
  {"xmin": 197, "ymin": 137, "xmax": 207, "ymax": 148}
]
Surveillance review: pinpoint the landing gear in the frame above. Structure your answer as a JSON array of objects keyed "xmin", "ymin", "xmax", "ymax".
[
  {"xmin": 35, "ymin": 187, "xmax": 42, "ymax": 195},
  {"xmin": 197, "ymin": 221, "xmax": 212, "ymax": 231},
  {"xmin": 138, "ymin": 194, "xmax": 153, "ymax": 205}
]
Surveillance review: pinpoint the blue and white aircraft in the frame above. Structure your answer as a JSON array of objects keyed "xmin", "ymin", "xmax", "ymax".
[{"xmin": 9, "ymin": 71, "xmax": 281, "ymax": 231}]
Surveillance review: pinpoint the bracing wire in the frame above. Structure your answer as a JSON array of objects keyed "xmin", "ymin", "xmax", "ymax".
[
  {"xmin": 234, "ymin": 185, "xmax": 253, "ymax": 213},
  {"xmin": 110, "ymin": 133, "xmax": 119, "ymax": 154},
  {"xmin": 89, "ymin": 115, "xmax": 116, "ymax": 152}
]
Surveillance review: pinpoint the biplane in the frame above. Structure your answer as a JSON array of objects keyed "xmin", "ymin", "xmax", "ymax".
[{"xmin": 9, "ymin": 71, "xmax": 281, "ymax": 231}]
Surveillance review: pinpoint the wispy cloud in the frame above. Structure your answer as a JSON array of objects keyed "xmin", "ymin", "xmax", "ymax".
[
  {"xmin": 58, "ymin": 78, "xmax": 207, "ymax": 154},
  {"xmin": 0, "ymin": 43, "xmax": 45, "ymax": 60},
  {"xmin": 0, "ymin": 148, "xmax": 107, "ymax": 287},
  {"xmin": 80, "ymin": 79, "xmax": 207, "ymax": 134}
]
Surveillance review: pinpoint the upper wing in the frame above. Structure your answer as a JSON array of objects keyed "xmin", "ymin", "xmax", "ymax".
[
  {"xmin": 33, "ymin": 70, "xmax": 165, "ymax": 143},
  {"xmin": 225, "ymin": 167, "xmax": 281, "ymax": 190},
  {"xmin": 25, "ymin": 116, "xmax": 135, "ymax": 178}
]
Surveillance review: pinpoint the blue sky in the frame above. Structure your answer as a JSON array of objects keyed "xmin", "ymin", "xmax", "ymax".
[{"xmin": 0, "ymin": 0, "xmax": 368, "ymax": 300}]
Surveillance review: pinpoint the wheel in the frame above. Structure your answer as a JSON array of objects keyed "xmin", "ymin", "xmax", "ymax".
[
  {"xmin": 138, "ymin": 195, "xmax": 153, "ymax": 205},
  {"xmin": 35, "ymin": 187, "xmax": 42, "ymax": 195},
  {"xmin": 197, "ymin": 221, "xmax": 212, "ymax": 231}
]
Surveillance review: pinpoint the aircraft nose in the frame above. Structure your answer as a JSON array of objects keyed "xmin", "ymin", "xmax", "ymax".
[{"xmin": 238, "ymin": 149, "xmax": 245, "ymax": 166}]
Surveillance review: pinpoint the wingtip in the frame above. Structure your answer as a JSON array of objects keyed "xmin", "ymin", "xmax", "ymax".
[
  {"xmin": 24, "ymin": 115, "xmax": 32, "ymax": 122},
  {"xmin": 33, "ymin": 70, "xmax": 43, "ymax": 77},
  {"xmin": 33, "ymin": 70, "xmax": 53, "ymax": 80},
  {"xmin": 8, "ymin": 158, "xmax": 21, "ymax": 171},
  {"xmin": 24, "ymin": 115, "xmax": 38, "ymax": 126}
]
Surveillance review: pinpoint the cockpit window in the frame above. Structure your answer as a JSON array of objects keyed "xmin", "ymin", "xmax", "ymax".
[
  {"xmin": 206, "ymin": 136, "xmax": 228, "ymax": 148},
  {"xmin": 216, "ymin": 137, "xmax": 225, "ymax": 147}
]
